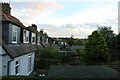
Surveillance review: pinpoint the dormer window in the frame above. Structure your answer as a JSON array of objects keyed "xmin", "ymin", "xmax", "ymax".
[
  {"xmin": 12, "ymin": 25, "xmax": 17, "ymax": 43},
  {"xmin": 31, "ymin": 33, "xmax": 36, "ymax": 44},
  {"xmin": 37, "ymin": 36, "xmax": 40, "ymax": 43},
  {"xmin": 40, "ymin": 36, "xmax": 43, "ymax": 42},
  {"xmin": 23, "ymin": 30, "xmax": 29, "ymax": 43}
]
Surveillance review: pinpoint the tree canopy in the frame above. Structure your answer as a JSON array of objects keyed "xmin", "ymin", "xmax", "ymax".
[
  {"xmin": 82, "ymin": 30, "xmax": 110, "ymax": 62},
  {"xmin": 98, "ymin": 26, "xmax": 120, "ymax": 61}
]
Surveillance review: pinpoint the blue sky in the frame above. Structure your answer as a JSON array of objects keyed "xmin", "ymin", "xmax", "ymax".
[{"xmin": 3, "ymin": 0, "xmax": 119, "ymax": 38}]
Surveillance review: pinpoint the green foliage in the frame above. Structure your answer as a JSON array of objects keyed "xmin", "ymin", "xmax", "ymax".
[
  {"xmin": 61, "ymin": 55, "xmax": 73, "ymax": 62},
  {"xmin": 38, "ymin": 59, "xmax": 49, "ymax": 69},
  {"xmin": 73, "ymin": 39, "xmax": 85, "ymax": 45},
  {"xmin": 40, "ymin": 46, "xmax": 62, "ymax": 59},
  {"xmin": 67, "ymin": 37, "xmax": 74, "ymax": 46},
  {"xmin": 81, "ymin": 31, "xmax": 110, "ymax": 63},
  {"xmin": 115, "ymin": 33, "xmax": 120, "ymax": 60},
  {"xmin": 2, "ymin": 76, "xmax": 68, "ymax": 80},
  {"xmin": 117, "ymin": 33, "xmax": 120, "ymax": 52},
  {"xmin": 98, "ymin": 26, "xmax": 120, "ymax": 61},
  {"xmin": 98, "ymin": 26, "xmax": 115, "ymax": 43},
  {"xmin": 2, "ymin": 76, "xmax": 42, "ymax": 80}
]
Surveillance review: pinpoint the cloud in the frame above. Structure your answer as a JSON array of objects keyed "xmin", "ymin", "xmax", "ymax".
[
  {"xmin": 8, "ymin": 0, "xmax": 119, "ymax": 38},
  {"xmin": 11, "ymin": 2, "xmax": 64, "ymax": 26},
  {"xmin": 38, "ymin": 24, "xmax": 96, "ymax": 38}
]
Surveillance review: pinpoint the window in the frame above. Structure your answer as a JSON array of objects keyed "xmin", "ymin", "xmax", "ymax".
[
  {"xmin": 37, "ymin": 36, "xmax": 40, "ymax": 43},
  {"xmin": 45, "ymin": 38, "xmax": 48, "ymax": 43},
  {"xmin": 28, "ymin": 55, "xmax": 32, "ymax": 73},
  {"xmin": 15, "ymin": 61, "xmax": 19, "ymax": 75},
  {"xmin": 40, "ymin": 37, "xmax": 43, "ymax": 42},
  {"xmin": 31, "ymin": 33, "xmax": 36, "ymax": 44},
  {"xmin": 12, "ymin": 25, "xmax": 17, "ymax": 43},
  {"xmin": 23, "ymin": 30, "xmax": 29, "ymax": 43}
]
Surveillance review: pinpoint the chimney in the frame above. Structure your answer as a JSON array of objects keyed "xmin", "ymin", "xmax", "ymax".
[
  {"xmin": 31, "ymin": 24, "xmax": 37, "ymax": 30},
  {"xmin": 44, "ymin": 32, "xmax": 47, "ymax": 35},
  {"xmin": 1, "ymin": 3, "xmax": 11, "ymax": 16},
  {"xmin": 40, "ymin": 29, "xmax": 43, "ymax": 34}
]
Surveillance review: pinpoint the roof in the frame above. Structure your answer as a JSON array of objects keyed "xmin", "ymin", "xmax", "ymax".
[
  {"xmin": 25, "ymin": 26, "xmax": 39, "ymax": 34},
  {"xmin": 47, "ymin": 65, "xmax": 119, "ymax": 78},
  {"xmin": 71, "ymin": 45, "xmax": 84, "ymax": 49},
  {"xmin": 0, "ymin": 8, "xmax": 44, "ymax": 58},
  {"xmin": 0, "ymin": 10, "xmax": 25, "ymax": 28},
  {"xmin": 2, "ymin": 38, "xmax": 43, "ymax": 58}
]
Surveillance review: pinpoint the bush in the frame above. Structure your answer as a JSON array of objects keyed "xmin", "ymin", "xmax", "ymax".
[
  {"xmin": 38, "ymin": 59, "xmax": 49, "ymax": 69},
  {"xmin": 40, "ymin": 47, "xmax": 63, "ymax": 59},
  {"xmin": 61, "ymin": 55, "xmax": 73, "ymax": 62},
  {"xmin": 1, "ymin": 76, "xmax": 42, "ymax": 80}
]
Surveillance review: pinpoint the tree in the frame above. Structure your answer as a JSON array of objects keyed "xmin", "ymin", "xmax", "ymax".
[
  {"xmin": 98, "ymin": 26, "xmax": 119, "ymax": 61},
  {"xmin": 98, "ymin": 26, "xmax": 115, "ymax": 47},
  {"xmin": 74, "ymin": 39, "xmax": 85, "ymax": 45},
  {"xmin": 115, "ymin": 33, "xmax": 120, "ymax": 60},
  {"xmin": 82, "ymin": 31, "xmax": 110, "ymax": 62},
  {"xmin": 117, "ymin": 33, "xmax": 120, "ymax": 51},
  {"xmin": 67, "ymin": 35, "xmax": 74, "ymax": 46}
]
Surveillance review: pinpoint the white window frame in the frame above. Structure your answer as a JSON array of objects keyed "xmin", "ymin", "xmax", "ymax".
[
  {"xmin": 31, "ymin": 33, "xmax": 36, "ymax": 44},
  {"xmin": 23, "ymin": 29, "xmax": 29, "ymax": 43},
  {"xmin": 46, "ymin": 38, "xmax": 48, "ymax": 43},
  {"xmin": 37, "ymin": 36, "xmax": 40, "ymax": 43},
  {"xmin": 12, "ymin": 25, "xmax": 17, "ymax": 43},
  {"xmin": 28, "ymin": 54, "xmax": 32, "ymax": 74},
  {"xmin": 15, "ymin": 60, "xmax": 19, "ymax": 75}
]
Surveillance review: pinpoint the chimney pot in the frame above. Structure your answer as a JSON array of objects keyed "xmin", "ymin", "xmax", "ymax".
[{"xmin": 1, "ymin": 3, "xmax": 11, "ymax": 16}]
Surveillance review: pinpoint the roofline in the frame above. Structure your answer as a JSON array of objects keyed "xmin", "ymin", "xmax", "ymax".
[{"xmin": 2, "ymin": 20, "xmax": 25, "ymax": 28}]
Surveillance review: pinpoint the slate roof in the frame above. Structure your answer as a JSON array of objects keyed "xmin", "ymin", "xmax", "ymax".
[
  {"xmin": 0, "ymin": 5, "xmax": 44, "ymax": 58},
  {"xmin": 2, "ymin": 37, "xmax": 43, "ymax": 58},
  {"xmin": 71, "ymin": 45, "xmax": 84, "ymax": 50},
  {"xmin": 47, "ymin": 65, "xmax": 120, "ymax": 78},
  {"xmin": 25, "ymin": 26, "xmax": 39, "ymax": 34},
  {"xmin": 0, "ymin": 10, "xmax": 25, "ymax": 28}
]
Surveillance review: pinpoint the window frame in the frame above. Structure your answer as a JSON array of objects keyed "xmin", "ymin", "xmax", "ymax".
[
  {"xmin": 31, "ymin": 33, "xmax": 36, "ymax": 44},
  {"xmin": 37, "ymin": 36, "xmax": 40, "ymax": 43},
  {"xmin": 12, "ymin": 25, "xmax": 17, "ymax": 43},
  {"xmin": 15, "ymin": 60, "xmax": 19, "ymax": 75},
  {"xmin": 23, "ymin": 29, "xmax": 29, "ymax": 43}
]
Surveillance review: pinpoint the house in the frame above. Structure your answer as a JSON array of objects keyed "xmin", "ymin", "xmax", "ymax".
[
  {"xmin": 0, "ymin": 3, "xmax": 46, "ymax": 76},
  {"xmin": 71, "ymin": 45, "xmax": 84, "ymax": 52}
]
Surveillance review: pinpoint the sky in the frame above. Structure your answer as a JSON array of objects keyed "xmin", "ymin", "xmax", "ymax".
[{"xmin": 2, "ymin": 0, "xmax": 119, "ymax": 38}]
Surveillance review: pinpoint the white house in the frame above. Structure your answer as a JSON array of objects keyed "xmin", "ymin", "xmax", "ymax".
[{"xmin": 0, "ymin": 3, "xmax": 44, "ymax": 76}]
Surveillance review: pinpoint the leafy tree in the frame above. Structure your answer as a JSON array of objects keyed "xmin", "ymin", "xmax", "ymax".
[
  {"xmin": 98, "ymin": 26, "xmax": 115, "ymax": 47},
  {"xmin": 67, "ymin": 36, "xmax": 74, "ymax": 46},
  {"xmin": 115, "ymin": 33, "xmax": 120, "ymax": 60},
  {"xmin": 74, "ymin": 39, "xmax": 85, "ymax": 45},
  {"xmin": 98, "ymin": 26, "xmax": 120, "ymax": 61},
  {"xmin": 117, "ymin": 33, "xmax": 120, "ymax": 52},
  {"xmin": 40, "ymin": 46, "xmax": 62, "ymax": 59},
  {"xmin": 82, "ymin": 31, "xmax": 110, "ymax": 62}
]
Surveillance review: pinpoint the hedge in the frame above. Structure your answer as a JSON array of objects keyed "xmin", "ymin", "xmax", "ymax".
[
  {"xmin": 1, "ymin": 76, "xmax": 42, "ymax": 80},
  {"xmin": 1, "ymin": 76, "xmax": 83, "ymax": 80}
]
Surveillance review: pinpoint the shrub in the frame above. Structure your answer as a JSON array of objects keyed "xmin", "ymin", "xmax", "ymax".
[
  {"xmin": 1, "ymin": 76, "xmax": 42, "ymax": 80},
  {"xmin": 61, "ymin": 55, "xmax": 73, "ymax": 62},
  {"xmin": 38, "ymin": 59, "xmax": 49, "ymax": 69},
  {"xmin": 40, "ymin": 46, "xmax": 63, "ymax": 59}
]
